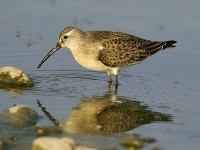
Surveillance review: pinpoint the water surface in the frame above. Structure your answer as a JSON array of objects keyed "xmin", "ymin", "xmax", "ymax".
[{"xmin": 1, "ymin": 0, "xmax": 200, "ymax": 149}]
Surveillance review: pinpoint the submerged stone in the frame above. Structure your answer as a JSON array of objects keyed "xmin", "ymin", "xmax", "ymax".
[
  {"xmin": 32, "ymin": 137, "xmax": 75, "ymax": 150},
  {"xmin": 75, "ymin": 146, "xmax": 97, "ymax": 150},
  {"xmin": 0, "ymin": 66, "xmax": 33, "ymax": 88},
  {"xmin": 32, "ymin": 136, "xmax": 97, "ymax": 150},
  {"xmin": 151, "ymin": 147, "xmax": 162, "ymax": 150},
  {"xmin": 36, "ymin": 126, "xmax": 62, "ymax": 137},
  {"xmin": 142, "ymin": 137, "xmax": 156, "ymax": 143},
  {"xmin": 5, "ymin": 105, "xmax": 38, "ymax": 127},
  {"xmin": 120, "ymin": 135, "xmax": 144, "ymax": 149},
  {"xmin": 0, "ymin": 139, "xmax": 3, "ymax": 150}
]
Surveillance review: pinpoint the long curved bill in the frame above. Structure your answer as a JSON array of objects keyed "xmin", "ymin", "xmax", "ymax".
[{"xmin": 37, "ymin": 42, "xmax": 61, "ymax": 68}]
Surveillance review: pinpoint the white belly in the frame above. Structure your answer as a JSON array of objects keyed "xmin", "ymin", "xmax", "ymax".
[{"xmin": 72, "ymin": 52, "xmax": 110, "ymax": 72}]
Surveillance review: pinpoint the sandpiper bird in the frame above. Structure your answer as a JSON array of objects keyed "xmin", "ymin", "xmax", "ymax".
[{"xmin": 38, "ymin": 26, "xmax": 176, "ymax": 85}]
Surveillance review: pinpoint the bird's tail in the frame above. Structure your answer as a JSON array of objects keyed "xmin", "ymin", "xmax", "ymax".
[
  {"xmin": 163, "ymin": 40, "xmax": 177, "ymax": 49},
  {"xmin": 140, "ymin": 40, "xmax": 177, "ymax": 55}
]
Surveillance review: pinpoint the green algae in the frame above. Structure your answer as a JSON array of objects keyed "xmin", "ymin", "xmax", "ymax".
[
  {"xmin": 120, "ymin": 134, "xmax": 157, "ymax": 150},
  {"xmin": 0, "ymin": 72, "xmax": 33, "ymax": 88},
  {"xmin": 121, "ymin": 135, "xmax": 144, "ymax": 149},
  {"xmin": 36, "ymin": 126, "xmax": 62, "ymax": 137}
]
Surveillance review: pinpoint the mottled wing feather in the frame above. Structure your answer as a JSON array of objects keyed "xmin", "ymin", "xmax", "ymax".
[
  {"xmin": 89, "ymin": 31, "xmax": 168, "ymax": 68},
  {"xmin": 138, "ymin": 41, "xmax": 167, "ymax": 55},
  {"xmin": 97, "ymin": 36, "xmax": 151, "ymax": 67}
]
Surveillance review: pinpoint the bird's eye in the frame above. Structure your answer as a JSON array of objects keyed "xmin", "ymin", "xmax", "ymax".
[{"xmin": 63, "ymin": 35, "xmax": 68, "ymax": 39}]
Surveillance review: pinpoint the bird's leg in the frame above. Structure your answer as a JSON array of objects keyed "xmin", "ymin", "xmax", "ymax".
[
  {"xmin": 107, "ymin": 71, "xmax": 112, "ymax": 83},
  {"xmin": 108, "ymin": 74, "xmax": 112, "ymax": 83},
  {"xmin": 107, "ymin": 72, "xmax": 112, "ymax": 91},
  {"xmin": 107, "ymin": 74, "xmax": 112, "ymax": 91},
  {"xmin": 114, "ymin": 75, "xmax": 119, "ymax": 93},
  {"xmin": 114, "ymin": 75, "xmax": 118, "ymax": 85},
  {"xmin": 114, "ymin": 84, "xmax": 118, "ymax": 94},
  {"xmin": 107, "ymin": 81, "xmax": 111, "ymax": 92}
]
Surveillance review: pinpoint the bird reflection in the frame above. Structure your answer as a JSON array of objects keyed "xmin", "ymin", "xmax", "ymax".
[{"xmin": 37, "ymin": 92, "xmax": 172, "ymax": 135}]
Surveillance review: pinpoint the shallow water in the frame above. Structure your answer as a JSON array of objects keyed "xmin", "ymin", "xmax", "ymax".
[{"xmin": 1, "ymin": 0, "xmax": 200, "ymax": 149}]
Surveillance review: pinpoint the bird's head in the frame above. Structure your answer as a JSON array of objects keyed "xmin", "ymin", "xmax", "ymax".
[{"xmin": 37, "ymin": 26, "xmax": 83, "ymax": 68}]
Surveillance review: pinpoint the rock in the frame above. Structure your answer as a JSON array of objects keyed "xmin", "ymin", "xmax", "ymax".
[
  {"xmin": 75, "ymin": 146, "xmax": 97, "ymax": 150},
  {"xmin": 0, "ymin": 66, "xmax": 33, "ymax": 87},
  {"xmin": 32, "ymin": 136, "xmax": 97, "ymax": 150},
  {"xmin": 151, "ymin": 147, "xmax": 162, "ymax": 150},
  {"xmin": 120, "ymin": 135, "xmax": 144, "ymax": 149},
  {"xmin": 5, "ymin": 105, "xmax": 38, "ymax": 127},
  {"xmin": 32, "ymin": 137, "xmax": 75, "ymax": 150},
  {"xmin": 36, "ymin": 126, "xmax": 52, "ymax": 137},
  {"xmin": 36, "ymin": 126, "xmax": 62, "ymax": 137},
  {"xmin": 0, "ymin": 139, "xmax": 3, "ymax": 150},
  {"xmin": 142, "ymin": 137, "xmax": 156, "ymax": 143}
]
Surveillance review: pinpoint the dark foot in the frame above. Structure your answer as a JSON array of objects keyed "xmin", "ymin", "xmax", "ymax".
[
  {"xmin": 114, "ymin": 75, "xmax": 118, "ymax": 85},
  {"xmin": 114, "ymin": 83, "xmax": 118, "ymax": 93},
  {"xmin": 107, "ymin": 74, "xmax": 119, "ymax": 93},
  {"xmin": 108, "ymin": 74, "xmax": 112, "ymax": 83},
  {"xmin": 114, "ymin": 75, "xmax": 119, "ymax": 93},
  {"xmin": 107, "ymin": 81, "xmax": 112, "ymax": 91}
]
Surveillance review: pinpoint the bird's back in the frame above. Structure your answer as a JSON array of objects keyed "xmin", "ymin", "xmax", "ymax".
[
  {"xmin": 85, "ymin": 30, "xmax": 176, "ymax": 68},
  {"xmin": 86, "ymin": 30, "xmax": 149, "ymax": 47}
]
